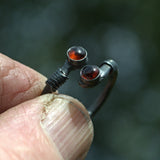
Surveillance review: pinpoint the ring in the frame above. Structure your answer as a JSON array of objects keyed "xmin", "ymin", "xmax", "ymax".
[{"xmin": 41, "ymin": 46, "xmax": 118, "ymax": 118}]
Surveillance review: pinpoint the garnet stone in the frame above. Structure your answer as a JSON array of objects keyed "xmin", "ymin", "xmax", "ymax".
[
  {"xmin": 81, "ymin": 65, "xmax": 100, "ymax": 80},
  {"xmin": 68, "ymin": 46, "xmax": 87, "ymax": 61}
]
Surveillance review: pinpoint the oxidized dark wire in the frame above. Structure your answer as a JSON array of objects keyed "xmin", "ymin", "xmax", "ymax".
[{"xmin": 86, "ymin": 60, "xmax": 118, "ymax": 118}]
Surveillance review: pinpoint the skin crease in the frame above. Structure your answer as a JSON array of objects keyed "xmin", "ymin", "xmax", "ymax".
[{"xmin": 0, "ymin": 53, "xmax": 93, "ymax": 160}]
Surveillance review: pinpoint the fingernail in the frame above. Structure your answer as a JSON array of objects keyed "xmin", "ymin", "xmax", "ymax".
[{"xmin": 41, "ymin": 94, "xmax": 94, "ymax": 160}]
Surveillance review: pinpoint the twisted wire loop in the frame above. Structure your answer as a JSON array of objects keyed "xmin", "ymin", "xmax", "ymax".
[
  {"xmin": 41, "ymin": 68, "xmax": 68, "ymax": 95},
  {"xmin": 41, "ymin": 58, "xmax": 73, "ymax": 95},
  {"xmin": 47, "ymin": 69, "xmax": 68, "ymax": 91}
]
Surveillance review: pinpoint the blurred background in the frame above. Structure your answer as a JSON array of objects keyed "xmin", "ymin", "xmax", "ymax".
[{"xmin": 0, "ymin": 0, "xmax": 160, "ymax": 159}]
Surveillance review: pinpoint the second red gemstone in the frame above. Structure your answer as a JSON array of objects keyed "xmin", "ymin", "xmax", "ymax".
[{"xmin": 81, "ymin": 65, "xmax": 99, "ymax": 80}]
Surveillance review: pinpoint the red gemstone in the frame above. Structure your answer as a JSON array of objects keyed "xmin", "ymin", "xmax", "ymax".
[
  {"xmin": 68, "ymin": 47, "xmax": 86, "ymax": 60},
  {"xmin": 81, "ymin": 65, "xmax": 99, "ymax": 80}
]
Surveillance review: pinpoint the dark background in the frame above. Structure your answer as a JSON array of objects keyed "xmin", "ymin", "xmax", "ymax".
[{"xmin": 0, "ymin": 0, "xmax": 160, "ymax": 159}]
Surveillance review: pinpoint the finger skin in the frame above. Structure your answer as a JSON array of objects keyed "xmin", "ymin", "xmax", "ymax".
[
  {"xmin": 0, "ymin": 53, "xmax": 46, "ymax": 113},
  {"xmin": 0, "ymin": 94, "xmax": 94, "ymax": 160},
  {"xmin": 0, "ymin": 95, "xmax": 63, "ymax": 160}
]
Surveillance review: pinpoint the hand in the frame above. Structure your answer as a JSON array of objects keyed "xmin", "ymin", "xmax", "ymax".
[{"xmin": 0, "ymin": 53, "xmax": 94, "ymax": 160}]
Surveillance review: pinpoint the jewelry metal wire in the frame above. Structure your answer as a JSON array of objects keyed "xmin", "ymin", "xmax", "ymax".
[{"xmin": 86, "ymin": 60, "xmax": 118, "ymax": 118}]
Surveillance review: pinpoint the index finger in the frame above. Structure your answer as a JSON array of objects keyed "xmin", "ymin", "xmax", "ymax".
[{"xmin": 0, "ymin": 53, "xmax": 46, "ymax": 113}]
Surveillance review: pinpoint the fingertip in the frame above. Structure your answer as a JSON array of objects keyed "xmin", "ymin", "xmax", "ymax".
[
  {"xmin": 40, "ymin": 94, "xmax": 94, "ymax": 160},
  {"xmin": 0, "ymin": 93, "xmax": 94, "ymax": 160}
]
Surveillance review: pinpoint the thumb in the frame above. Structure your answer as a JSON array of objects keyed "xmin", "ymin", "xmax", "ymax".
[{"xmin": 0, "ymin": 94, "xmax": 94, "ymax": 160}]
